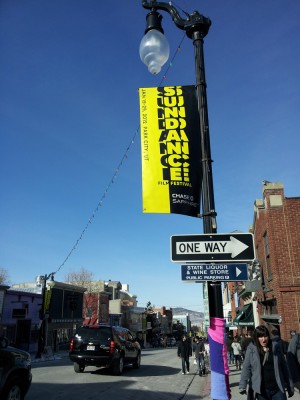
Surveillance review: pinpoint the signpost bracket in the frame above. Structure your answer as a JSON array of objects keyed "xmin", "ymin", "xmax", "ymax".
[{"xmin": 198, "ymin": 210, "xmax": 217, "ymax": 218}]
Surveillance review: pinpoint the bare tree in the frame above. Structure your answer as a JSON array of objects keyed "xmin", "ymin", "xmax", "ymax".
[
  {"xmin": 65, "ymin": 267, "xmax": 105, "ymax": 324},
  {"xmin": 65, "ymin": 267, "xmax": 95, "ymax": 291},
  {"xmin": 0, "ymin": 267, "xmax": 9, "ymax": 285}
]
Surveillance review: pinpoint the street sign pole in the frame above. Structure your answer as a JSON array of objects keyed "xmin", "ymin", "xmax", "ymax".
[
  {"xmin": 139, "ymin": 3, "xmax": 229, "ymax": 398},
  {"xmin": 192, "ymin": 24, "xmax": 223, "ymax": 323}
]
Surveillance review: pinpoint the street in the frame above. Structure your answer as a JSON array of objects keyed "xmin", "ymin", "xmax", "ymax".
[
  {"xmin": 28, "ymin": 347, "xmax": 210, "ymax": 400},
  {"xmin": 28, "ymin": 347, "xmax": 300, "ymax": 400}
]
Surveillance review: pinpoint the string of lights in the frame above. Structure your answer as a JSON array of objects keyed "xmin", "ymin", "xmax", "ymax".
[
  {"xmin": 159, "ymin": 34, "xmax": 186, "ymax": 84},
  {"xmin": 53, "ymin": 32, "xmax": 187, "ymax": 277},
  {"xmin": 54, "ymin": 128, "xmax": 139, "ymax": 275}
]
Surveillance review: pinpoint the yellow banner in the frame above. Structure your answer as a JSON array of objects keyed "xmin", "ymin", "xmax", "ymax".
[
  {"xmin": 139, "ymin": 86, "xmax": 202, "ymax": 217},
  {"xmin": 44, "ymin": 289, "xmax": 51, "ymax": 314}
]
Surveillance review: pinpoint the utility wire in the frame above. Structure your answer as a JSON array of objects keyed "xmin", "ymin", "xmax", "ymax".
[
  {"xmin": 54, "ymin": 128, "xmax": 139, "ymax": 275},
  {"xmin": 54, "ymin": 32, "xmax": 186, "ymax": 277}
]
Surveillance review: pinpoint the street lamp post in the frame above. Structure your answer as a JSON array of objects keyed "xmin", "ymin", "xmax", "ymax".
[
  {"xmin": 36, "ymin": 273, "xmax": 53, "ymax": 358},
  {"xmin": 140, "ymin": 1, "xmax": 227, "ymax": 398}
]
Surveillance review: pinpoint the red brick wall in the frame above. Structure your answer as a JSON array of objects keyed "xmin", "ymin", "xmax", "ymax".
[{"xmin": 253, "ymin": 186, "xmax": 300, "ymax": 342}]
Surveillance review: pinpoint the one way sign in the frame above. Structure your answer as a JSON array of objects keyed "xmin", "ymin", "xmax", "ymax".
[{"xmin": 171, "ymin": 233, "xmax": 255, "ymax": 263}]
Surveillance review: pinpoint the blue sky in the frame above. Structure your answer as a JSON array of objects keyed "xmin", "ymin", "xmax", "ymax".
[{"xmin": 1, "ymin": 0, "xmax": 299, "ymax": 312}]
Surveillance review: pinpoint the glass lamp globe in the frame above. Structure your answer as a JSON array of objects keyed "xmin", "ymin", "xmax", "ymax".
[{"xmin": 139, "ymin": 29, "xmax": 170, "ymax": 75}]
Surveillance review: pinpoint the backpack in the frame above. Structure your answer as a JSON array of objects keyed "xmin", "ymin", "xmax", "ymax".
[{"xmin": 287, "ymin": 333, "xmax": 300, "ymax": 389}]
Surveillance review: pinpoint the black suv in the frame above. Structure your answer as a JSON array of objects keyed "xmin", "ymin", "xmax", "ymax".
[
  {"xmin": 0, "ymin": 337, "xmax": 32, "ymax": 400},
  {"xmin": 69, "ymin": 325, "xmax": 141, "ymax": 375}
]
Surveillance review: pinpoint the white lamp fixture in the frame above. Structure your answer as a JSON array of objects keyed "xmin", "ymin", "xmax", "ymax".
[{"xmin": 139, "ymin": 10, "xmax": 170, "ymax": 74}]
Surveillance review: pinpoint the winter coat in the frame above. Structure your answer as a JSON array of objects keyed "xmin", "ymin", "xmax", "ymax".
[
  {"xmin": 239, "ymin": 341, "xmax": 294, "ymax": 397},
  {"xmin": 287, "ymin": 333, "xmax": 300, "ymax": 390},
  {"xmin": 177, "ymin": 339, "xmax": 192, "ymax": 358},
  {"xmin": 193, "ymin": 340, "xmax": 205, "ymax": 357},
  {"xmin": 226, "ymin": 336, "xmax": 233, "ymax": 352},
  {"xmin": 241, "ymin": 336, "xmax": 252, "ymax": 352},
  {"xmin": 288, "ymin": 333, "xmax": 300, "ymax": 364}
]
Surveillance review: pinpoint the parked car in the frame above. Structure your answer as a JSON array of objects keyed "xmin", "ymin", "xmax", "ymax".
[
  {"xmin": 167, "ymin": 337, "xmax": 177, "ymax": 347},
  {"xmin": 69, "ymin": 325, "xmax": 141, "ymax": 375},
  {"xmin": 0, "ymin": 336, "xmax": 32, "ymax": 400}
]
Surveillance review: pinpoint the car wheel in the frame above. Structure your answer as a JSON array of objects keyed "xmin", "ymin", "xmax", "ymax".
[
  {"xmin": 2, "ymin": 376, "xmax": 24, "ymax": 400},
  {"xmin": 133, "ymin": 352, "xmax": 141, "ymax": 369},
  {"xmin": 74, "ymin": 362, "xmax": 85, "ymax": 373},
  {"xmin": 112, "ymin": 355, "xmax": 124, "ymax": 375}
]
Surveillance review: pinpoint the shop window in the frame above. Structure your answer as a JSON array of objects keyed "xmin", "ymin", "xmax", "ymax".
[{"xmin": 12, "ymin": 309, "xmax": 27, "ymax": 318}]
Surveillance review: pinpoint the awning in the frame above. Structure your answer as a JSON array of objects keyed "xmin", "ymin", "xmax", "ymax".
[{"xmin": 233, "ymin": 304, "xmax": 254, "ymax": 327}]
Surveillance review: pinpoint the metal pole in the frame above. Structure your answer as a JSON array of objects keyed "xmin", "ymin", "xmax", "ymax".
[
  {"xmin": 140, "ymin": 3, "xmax": 228, "ymax": 397},
  {"xmin": 36, "ymin": 273, "xmax": 53, "ymax": 358},
  {"xmin": 192, "ymin": 28, "xmax": 228, "ymax": 400},
  {"xmin": 192, "ymin": 30, "xmax": 223, "ymax": 318},
  {"xmin": 36, "ymin": 275, "xmax": 47, "ymax": 358}
]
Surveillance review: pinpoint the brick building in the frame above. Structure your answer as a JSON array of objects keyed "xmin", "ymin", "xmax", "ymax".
[{"xmin": 251, "ymin": 182, "xmax": 300, "ymax": 342}]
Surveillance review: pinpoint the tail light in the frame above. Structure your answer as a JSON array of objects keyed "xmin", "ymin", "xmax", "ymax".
[
  {"xmin": 109, "ymin": 339, "xmax": 116, "ymax": 354},
  {"xmin": 70, "ymin": 339, "xmax": 74, "ymax": 351}
]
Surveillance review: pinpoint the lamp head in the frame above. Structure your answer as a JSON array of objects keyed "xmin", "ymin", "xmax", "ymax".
[
  {"xmin": 143, "ymin": 9, "xmax": 164, "ymax": 35},
  {"xmin": 139, "ymin": 10, "xmax": 170, "ymax": 74}
]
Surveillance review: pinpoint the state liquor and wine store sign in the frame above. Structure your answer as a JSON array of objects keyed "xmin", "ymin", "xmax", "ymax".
[{"xmin": 181, "ymin": 263, "xmax": 249, "ymax": 282}]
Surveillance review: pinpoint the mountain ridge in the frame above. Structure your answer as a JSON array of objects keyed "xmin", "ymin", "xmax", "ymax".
[{"xmin": 172, "ymin": 307, "xmax": 204, "ymax": 326}]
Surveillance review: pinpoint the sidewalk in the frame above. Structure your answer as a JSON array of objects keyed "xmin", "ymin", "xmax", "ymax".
[
  {"xmin": 31, "ymin": 348, "xmax": 68, "ymax": 363},
  {"xmin": 186, "ymin": 364, "xmax": 300, "ymax": 399}
]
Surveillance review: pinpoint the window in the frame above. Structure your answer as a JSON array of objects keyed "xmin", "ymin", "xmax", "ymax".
[
  {"xmin": 75, "ymin": 326, "xmax": 112, "ymax": 342},
  {"xmin": 259, "ymin": 261, "xmax": 267, "ymax": 291},
  {"xmin": 12, "ymin": 309, "xmax": 27, "ymax": 318},
  {"xmin": 227, "ymin": 311, "xmax": 232, "ymax": 323},
  {"xmin": 263, "ymin": 233, "xmax": 272, "ymax": 280},
  {"xmin": 85, "ymin": 308, "xmax": 93, "ymax": 318}
]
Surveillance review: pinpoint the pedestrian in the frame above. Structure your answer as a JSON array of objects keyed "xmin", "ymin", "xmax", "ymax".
[
  {"xmin": 271, "ymin": 328, "xmax": 288, "ymax": 355},
  {"xmin": 177, "ymin": 334, "xmax": 192, "ymax": 375},
  {"xmin": 226, "ymin": 334, "xmax": 234, "ymax": 365},
  {"xmin": 287, "ymin": 331, "xmax": 300, "ymax": 391},
  {"xmin": 231, "ymin": 336, "xmax": 242, "ymax": 370},
  {"xmin": 193, "ymin": 336, "xmax": 206, "ymax": 376},
  {"xmin": 241, "ymin": 332, "xmax": 253, "ymax": 360},
  {"xmin": 239, "ymin": 324, "xmax": 294, "ymax": 399},
  {"xmin": 203, "ymin": 336, "xmax": 210, "ymax": 372}
]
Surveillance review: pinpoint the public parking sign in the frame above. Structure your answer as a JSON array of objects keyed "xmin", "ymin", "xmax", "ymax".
[
  {"xmin": 181, "ymin": 263, "xmax": 249, "ymax": 282},
  {"xmin": 171, "ymin": 233, "xmax": 255, "ymax": 263}
]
